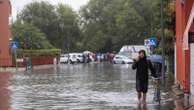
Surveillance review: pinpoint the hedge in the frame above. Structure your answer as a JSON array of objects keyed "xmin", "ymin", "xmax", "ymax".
[{"xmin": 16, "ymin": 49, "xmax": 61, "ymax": 57}]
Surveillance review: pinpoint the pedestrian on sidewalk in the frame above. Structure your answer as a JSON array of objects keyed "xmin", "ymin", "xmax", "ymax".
[{"xmin": 132, "ymin": 50, "xmax": 157, "ymax": 104}]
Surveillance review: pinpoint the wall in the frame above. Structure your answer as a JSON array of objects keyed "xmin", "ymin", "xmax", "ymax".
[
  {"xmin": 15, "ymin": 57, "xmax": 55, "ymax": 67},
  {"xmin": 0, "ymin": 72, "xmax": 11, "ymax": 110},
  {"xmin": 176, "ymin": 0, "xmax": 194, "ymax": 93},
  {"xmin": 190, "ymin": 42, "xmax": 194, "ymax": 103},
  {"xmin": 0, "ymin": 0, "xmax": 12, "ymax": 67}
]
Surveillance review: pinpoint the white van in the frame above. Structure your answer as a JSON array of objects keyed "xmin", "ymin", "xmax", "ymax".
[
  {"xmin": 60, "ymin": 54, "xmax": 69, "ymax": 63},
  {"xmin": 69, "ymin": 53, "xmax": 78, "ymax": 64}
]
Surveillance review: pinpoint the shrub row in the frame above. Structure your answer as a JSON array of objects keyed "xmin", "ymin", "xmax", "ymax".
[{"xmin": 16, "ymin": 49, "xmax": 61, "ymax": 57}]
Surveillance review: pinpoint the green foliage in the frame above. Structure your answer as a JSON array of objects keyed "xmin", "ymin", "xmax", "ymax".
[
  {"xmin": 156, "ymin": 29, "xmax": 175, "ymax": 55},
  {"xmin": 17, "ymin": 1, "xmax": 57, "ymax": 43},
  {"xmin": 154, "ymin": 0, "xmax": 175, "ymax": 54},
  {"xmin": 17, "ymin": 49, "xmax": 61, "ymax": 57},
  {"xmin": 153, "ymin": 0, "xmax": 175, "ymax": 76},
  {"xmin": 56, "ymin": 4, "xmax": 82, "ymax": 52},
  {"xmin": 12, "ymin": 22, "xmax": 53, "ymax": 49},
  {"xmin": 15, "ymin": 1, "xmax": 82, "ymax": 52},
  {"xmin": 79, "ymin": 0, "xmax": 162, "ymax": 52},
  {"xmin": 13, "ymin": 0, "xmax": 175, "ymax": 55}
]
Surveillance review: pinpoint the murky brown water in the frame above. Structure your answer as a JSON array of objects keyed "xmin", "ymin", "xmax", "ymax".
[{"xmin": 1, "ymin": 63, "xmax": 174, "ymax": 110}]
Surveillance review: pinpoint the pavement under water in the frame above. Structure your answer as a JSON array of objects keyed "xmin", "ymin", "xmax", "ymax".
[{"xmin": 0, "ymin": 63, "xmax": 175, "ymax": 110}]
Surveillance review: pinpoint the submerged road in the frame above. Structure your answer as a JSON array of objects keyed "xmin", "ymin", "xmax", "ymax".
[{"xmin": 0, "ymin": 63, "xmax": 174, "ymax": 110}]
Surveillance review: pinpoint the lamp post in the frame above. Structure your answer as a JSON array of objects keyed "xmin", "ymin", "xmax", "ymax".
[{"xmin": 160, "ymin": 0, "xmax": 165, "ymax": 85}]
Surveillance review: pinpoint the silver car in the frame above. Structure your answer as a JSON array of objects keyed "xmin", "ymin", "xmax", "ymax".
[
  {"xmin": 113, "ymin": 55, "xmax": 133, "ymax": 64},
  {"xmin": 60, "ymin": 54, "xmax": 69, "ymax": 64}
]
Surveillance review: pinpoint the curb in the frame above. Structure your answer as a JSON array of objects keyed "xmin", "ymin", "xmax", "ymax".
[
  {"xmin": 0, "ymin": 64, "xmax": 57, "ymax": 73},
  {"xmin": 172, "ymin": 84, "xmax": 185, "ymax": 110}
]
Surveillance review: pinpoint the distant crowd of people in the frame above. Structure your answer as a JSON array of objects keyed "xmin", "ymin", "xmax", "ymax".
[{"xmin": 83, "ymin": 52, "xmax": 115, "ymax": 63}]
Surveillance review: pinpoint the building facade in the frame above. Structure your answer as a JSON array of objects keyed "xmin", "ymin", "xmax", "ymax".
[
  {"xmin": 176, "ymin": 0, "xmax": 194, "ymax": 101},
  {"xmin": 0, "ymin": 0, "xmax": 12, "ymax": 66}
]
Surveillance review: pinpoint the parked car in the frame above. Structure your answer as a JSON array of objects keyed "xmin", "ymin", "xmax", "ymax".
[
  {"xmin": 60, "ymin": 54, "xmax": 69, "ymax": 64},
  {"xmin": 69, "ymin": 53, "xmax": 78, "ymax": 64},
  {"xmin": 75, "ymin": 53, "xmax": 84, "ymax": 63},
  {"xmin": 113, "ymin": 55, "xmax": 133, "ymax": 64}
]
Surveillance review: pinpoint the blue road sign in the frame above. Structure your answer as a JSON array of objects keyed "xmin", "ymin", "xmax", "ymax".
[
  {"xmin": 11, "ymin": 41, "xmax": 18, "ymax": 49},
  {"xmin": 144, "ymin": 37, "xmax": 158, "ymax": 47},
  {"xmin": 149, "ymin": 37, "xmax": 157, "ymax": 46},
  {"xmin": 150, "ymin": 39, "xmax": 157, "ymax": 46}
]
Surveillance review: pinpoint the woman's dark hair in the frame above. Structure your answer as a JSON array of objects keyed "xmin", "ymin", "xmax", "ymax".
[{"xmin": 138, "ymin": 50, "xmax": 146, "ymax": 57}]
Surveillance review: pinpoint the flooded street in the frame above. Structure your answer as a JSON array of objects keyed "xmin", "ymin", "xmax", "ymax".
[{"xmin": 1, "ymin": 63, "xmax": 174, "ymax": 110}]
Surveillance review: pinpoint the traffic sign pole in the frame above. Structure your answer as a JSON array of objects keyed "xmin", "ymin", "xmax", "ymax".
[
  {"xmin": 14, "ymin": 49, "xmax": 18, "ymax": 71},
  {"xmin": 11, "ymin": 41, "xmax": 19, "ymax": 71}
]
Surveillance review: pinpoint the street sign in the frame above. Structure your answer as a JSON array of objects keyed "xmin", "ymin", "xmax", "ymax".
[
  {"xmin": 149, "ymin": 37, "xmax": 157, "ymax": 46},
  {"xmin": 11, "ymin": 41, "xmax": 18, "ymax": 49},
  {"xmin": 144, "ymin": 37, "xmax": 158, "ymax": 47},
  {"xmin": 10, "ymin": 41, "xmax": 19, "ymax": 71}
]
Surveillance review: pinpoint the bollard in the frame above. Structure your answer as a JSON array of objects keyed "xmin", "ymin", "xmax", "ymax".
[{"xmin": 26, "ymin": 57, "xmax": 32, "ymax": 71}]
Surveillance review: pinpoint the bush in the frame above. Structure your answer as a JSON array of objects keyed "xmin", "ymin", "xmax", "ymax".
[{"xmin": 16, "ymin": 49, "xmax": 61, "ymax": 58}]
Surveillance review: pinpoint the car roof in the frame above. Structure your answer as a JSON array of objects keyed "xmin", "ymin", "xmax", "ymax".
[{"xmin": 69, "ymin": 53, "xmax": 83, "ymax": 55}]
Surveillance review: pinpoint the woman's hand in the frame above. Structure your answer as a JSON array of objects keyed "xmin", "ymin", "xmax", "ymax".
[{"xmin": 133, "ymin": 57, "xmax": 140, "ymax": 62}]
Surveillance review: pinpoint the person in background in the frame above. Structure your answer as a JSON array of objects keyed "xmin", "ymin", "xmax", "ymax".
[{"xmin": 132, "ymin": 50, "xmax": 156, "ymax": 105}]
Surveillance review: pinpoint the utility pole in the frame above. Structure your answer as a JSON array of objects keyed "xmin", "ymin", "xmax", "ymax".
[{"xmin": 161, "ymin": 0, "xmax": 165, "ymax": 84}]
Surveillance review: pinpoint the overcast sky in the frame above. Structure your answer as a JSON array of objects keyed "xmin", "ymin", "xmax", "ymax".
[{"xmin": 10, "ymin": 0, "xmax": 89, "ymax": 20}]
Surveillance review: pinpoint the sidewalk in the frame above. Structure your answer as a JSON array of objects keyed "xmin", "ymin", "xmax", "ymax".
[
  {"xmin": 0, "ymin": 67, "xmax": 25, "ymax": 72},
  {"xmin": 0, "ymin": 64, "xmax": 57, "ymax": 73},
  {"xmin": 172, "ymin": 84, "xmax": 194, "ymax": 110}
]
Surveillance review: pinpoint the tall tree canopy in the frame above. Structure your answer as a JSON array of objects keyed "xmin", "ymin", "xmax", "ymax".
[
  {"xmin": 14, "ymin": 1, "xmax": 81, "ymax": 52},
  {"xmin": 12, "ymin": 22, "xmax": 53, "ymax": 49},
  {"xmin": 79, "ymin": 0, "xmax": 162, "ymax": 52},
  {"xmin": 12, "ymin": 0, "xmax": 175, "ymax": 54}
]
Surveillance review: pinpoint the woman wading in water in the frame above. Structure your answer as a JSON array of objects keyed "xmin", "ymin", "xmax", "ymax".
[{"xmin": 132, "ymin": 50, "xmax": 157, "ymax": 105}]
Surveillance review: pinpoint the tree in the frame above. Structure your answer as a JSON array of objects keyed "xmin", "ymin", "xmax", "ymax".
[
  {"xmin": 56, "ymin": 4, "xmax": 82, "ymax": 52},
  {"xmin": 17, "ymin": 1, "xmax": 57, "ymax": 45},
  {"xmin": 79, "ymin": 0, "xmax": 157, "ymax": 52},
  {"xmin": 16, "ymin": 1, "xmax": 82, "ymax": 52},
  {"xmin": 12, "ymin": 22, "xmax": 53, "ymax": 49},
  {"xmin": 158, "ymin": 0, "xmax": 175, "ymax": 76}
]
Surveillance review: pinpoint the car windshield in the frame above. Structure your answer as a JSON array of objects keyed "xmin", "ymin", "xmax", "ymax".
[
  {"xmin": 78, "ymin": 55, "xmax": 82, "ymax": 57},
  {"xmin": 115, "ymin": 56, "xmax": 121, "ymax": 59},
  {"xmin": 124, "ymin": 56, "xmax": 130, "ymax": 59}
]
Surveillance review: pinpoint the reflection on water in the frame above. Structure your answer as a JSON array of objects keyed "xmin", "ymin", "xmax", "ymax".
[
  {"xmin": 0, "ymin": 72, "xmax": 11, "ymax": 110},
  {"xmin": 1, "ymin": 63, "xmax": 174, "ymax": 110},
  {"xmin": 137, "ymin": 103, "xmax": 147, "ymax": 110}
]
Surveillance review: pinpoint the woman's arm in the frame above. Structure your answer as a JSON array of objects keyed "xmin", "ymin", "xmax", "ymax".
[{"xmin": 132, "ymin": 61, "xmax": 137, "ymax": 70}]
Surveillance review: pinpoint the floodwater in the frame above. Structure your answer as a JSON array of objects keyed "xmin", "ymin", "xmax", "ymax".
[{"xmin": 1, "ymin": 63, "xmax": 174, "ymax": 110}]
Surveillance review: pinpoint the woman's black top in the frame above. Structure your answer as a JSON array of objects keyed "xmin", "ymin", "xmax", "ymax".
[{"xmin": 132, "ymin": 57, "xmax": 156, "ymax": 93}]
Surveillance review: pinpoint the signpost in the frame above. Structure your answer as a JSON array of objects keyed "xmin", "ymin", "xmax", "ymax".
[
  {"xmin": 11, "ymin": 41, "xmax": 18, "ymax": 71},
  {"xmin": 144, "ymin": 37, "xmax": 158, "ymax": 54},
  {"xmin": 144, "ymin": 37, "xmax": 158, "ymax": 47}
]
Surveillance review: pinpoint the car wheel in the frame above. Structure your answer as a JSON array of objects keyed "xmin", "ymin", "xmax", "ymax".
[
  {"xmin": 122, "ymin": 61, "xmax": 125, "ymax": 64},
  {"xmin": 70, "ymin": 60, "xmax": 73, "ymax": 64}
]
